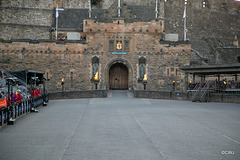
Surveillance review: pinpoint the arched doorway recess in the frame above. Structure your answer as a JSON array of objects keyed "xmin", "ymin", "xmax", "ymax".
[{"xmin": 109, "ymin": 63, "xmax": 129, "ymax": 90}]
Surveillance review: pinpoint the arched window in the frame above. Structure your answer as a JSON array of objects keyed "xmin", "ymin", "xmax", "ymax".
[
  {"xmin": 92, "ymin": 56, "xmax": 99, "ymax": 81},
  {"xmin": 138, "ymin": 57, "xmax": 146, "ymax": 81}
]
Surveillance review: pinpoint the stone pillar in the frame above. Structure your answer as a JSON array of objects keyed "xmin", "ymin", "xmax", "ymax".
[
  {"xmin": 193, "ymin": 73, "xmax": 196, "ymax": 83},
  {"xmin": 159, "ymin": 0, "xmax": 165, "ymax": 19},
  {"xmin": 184, "ymin": 72, "xmax": 189, "ymax": 91}
]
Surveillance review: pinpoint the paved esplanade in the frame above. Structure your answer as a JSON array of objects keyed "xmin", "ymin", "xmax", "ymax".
[{"xmin": 0, "ymin": 91, "xmax": 239, "ymax": 160}]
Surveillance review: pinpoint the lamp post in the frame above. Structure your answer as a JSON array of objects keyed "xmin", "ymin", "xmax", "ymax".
[
  {"xmin": 88, "ymin": 0, "xmax": 92, "ymax": 18},
  {"xmin": 118, "ymin": 0, "xmax": 121, "ymax": 17},
  {"xmin": 61, "ymin": 78, "xmax": 64, "ymax": 92},
  {"xmin": 55, "ymin": 6, "xmax": 64, "ymax": 40},
  {"xmin": 42, "ymin": 78, "xmax": 48, "ymax": 106},
  {"xmin": 93, "ymin": 71, "xmax": 99, "ymax": 89},
  {"xmin": 172, "ymin": 80, "xmax": 176, "ymax": 91},
  {"xmin": 6, "ymin": 78, "xmax": 16, "ymax": 125},
  {"xmin": 183, "ymin": 0, "xmax": 188, "ymax": 41},
  {"xmin": 155, "ymin": 0, "xmax": 158, "ymax": 19}
]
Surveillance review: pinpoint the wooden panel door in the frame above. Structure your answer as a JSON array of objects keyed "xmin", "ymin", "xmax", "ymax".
[{"xmin": 109, "ymin": 63, "xmax": 128, "ymax": 90}]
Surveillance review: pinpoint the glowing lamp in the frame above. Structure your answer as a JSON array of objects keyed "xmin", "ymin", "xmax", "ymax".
[
  {"xmin": 94, "ymin": 71, "xmax": 99, "ymax": 81},
  {"xmin": 143, "ymin": 74, "xmax": 147, "ymax": 81}
]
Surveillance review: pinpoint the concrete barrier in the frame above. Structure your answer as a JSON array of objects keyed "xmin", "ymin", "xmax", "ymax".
[
  {"xmin": 132, "ymin": 87, "xmax": 240, "ymax": 103},
  {"xmin": 49, "ymin": 90, "xmax": 107, "ymax": 100}
]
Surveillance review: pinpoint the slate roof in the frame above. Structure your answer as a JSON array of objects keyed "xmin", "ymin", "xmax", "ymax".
[
  {"xmin": 57, "ymin": 9, "xmax": 106, "ymax": 30},
  {"xmin": 56, "ymin": 5, "xmax": 158, "ymax": 31},
  {"xmin": 126, "ymin": 6, "xmax": 156, "ymax": 22}
]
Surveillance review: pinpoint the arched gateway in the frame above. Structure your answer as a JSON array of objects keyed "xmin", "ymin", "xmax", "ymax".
[
  {"xmin": 109, "ymin": 63, "xmax": 128, "ymax": 89},
  {"xmin": 106, "ymin": 59, "xmax": 132, "ymax": 90}
]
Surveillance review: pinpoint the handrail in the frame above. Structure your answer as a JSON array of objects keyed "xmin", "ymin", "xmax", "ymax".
[
  {"xmin": 0, "ymin": 93, "xmax": 49, "ymax": 127},
  {"xmin": 192, "ymin": 81, "xmax": 209, "ymax": 102}
]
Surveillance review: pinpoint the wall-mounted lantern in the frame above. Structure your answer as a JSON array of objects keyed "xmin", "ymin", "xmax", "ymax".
[
  {"xmin": 143, "ymin": 74, "xmax": 148, "ymax": 90},
  {"xmin": 91, "ymin": 56, "xmax": 100, "ymax": 89},
  {"xmin": 61, "ymin": 78, "xmax": 64, "ymax": 92}
]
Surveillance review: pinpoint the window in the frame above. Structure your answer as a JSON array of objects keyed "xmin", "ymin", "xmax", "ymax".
[
  {"xmin": 124, "ymin": 40, "xmax": 130, "ymax": 51},
  {"xmin": 109, "ymin": 39, "xmax": 130, "ymax": 52},
  {"xmin": 71, "ymin": 72, "xmax": 73, "ymax": 88},
  {"xmin": 109, "ymin": 40, "xmax": 114, "ymax": 52}
]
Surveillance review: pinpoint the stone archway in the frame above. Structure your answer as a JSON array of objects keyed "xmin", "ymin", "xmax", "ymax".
[{"xmin": 105, "ymin": 58, "xmax": 133, "ymax": 90}]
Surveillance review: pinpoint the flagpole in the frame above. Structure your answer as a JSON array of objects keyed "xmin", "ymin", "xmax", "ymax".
[
  {"xmin": 155, "ymin": 0, "xmax": 158, "ymax": 18},
  {"xmin": 184, "ymin": 5, "xmax": 187, "ymax": 41},
  {"xmin": 88, "ymin": 0, "xmax": 92, "ymax": 18},
  {"xmin": 183, "ymin": 1, "xmax": 187, "ymax": 41},
  {"xmin": 118, "ymin": 0, "xmax": 121, "ymax": 17},
  {"xmin": 55, "ymin": 5, "xmax": 58, "ymax": 40}
]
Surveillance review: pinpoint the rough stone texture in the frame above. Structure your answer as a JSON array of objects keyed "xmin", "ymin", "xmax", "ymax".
[
  {"xmin": 0, "ymin": 25, "xmax": 51, "ymax": 40},
  {"xmin": 63, "ymin": 0, "xmax": 89, "ymax": 9},
  {"xmin": 164, "ymin": 0, "xmax": 240, "ymax": 64},
  {"xmin": 0, "ymin": 8, "xmax": 52, "ymax": 26},
  {"xmin": 49, "ymin": 90, "xmax": 107, "ymax": 100},
  {"xmin": 0, "ymin": 41, "xmax": 88, "ymax": 92},
  {"xmin": 214, "ymin": 48, "xmax": 240, "ymax": 65},
  {"xmin": 1, "ymin": 0, "xmax": 238, "ymax": 65},
  {"xmin": 133, "ymin": 89, "xmax": 240, "ymax": 103},
  {"xmin": 0, "ymin": 0, "xmax": 239, "ymax": 93},
  {"xmin": 0, "ymin": 0, "xmax": 53, "ymax": 40},
  {"xmin": 0, "ymin": 0, "xmax": 53, "ymax": 9},
  {"xmin": 0, "ymin": 20, "xmax": 191, "ymax": 92}
]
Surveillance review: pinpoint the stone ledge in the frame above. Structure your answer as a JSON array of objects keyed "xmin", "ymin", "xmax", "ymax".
[
  {"xmin": 132, "ymin": 88, "xmax": 240, "ymax": 103},
  {"xmin": 0, "ymin": 23, "xmax": 51, "ymax": 27},
  {"xmin": 49, "ymin": 90, "xmax": 107, "ymax": 100},
  {"xmin": 0, "ymin": 39, "xmax": 87, "ymax": 44}
]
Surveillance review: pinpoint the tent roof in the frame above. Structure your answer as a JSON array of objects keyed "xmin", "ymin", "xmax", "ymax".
[{"xmin": 180, "ymin": 64, "xmax": 240, "ymax": 75}]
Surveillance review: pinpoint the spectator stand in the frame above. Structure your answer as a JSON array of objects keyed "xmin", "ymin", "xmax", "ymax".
[
  {"xmin": 0, "ymin": 69, "xmax": 49, "ymax": 127},
  {"xmin": 181, "ymin": 63, "xmax": 240, "ymax": 102}
]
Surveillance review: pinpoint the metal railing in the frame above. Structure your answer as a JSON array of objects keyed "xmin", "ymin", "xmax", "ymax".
[
  {"xmin": 0, "ymin": 93, "xmax": 49, "ymax": 127},
  {"xmin": 192, "ymin": 81, "xmax": 209, "ymax": 102}
]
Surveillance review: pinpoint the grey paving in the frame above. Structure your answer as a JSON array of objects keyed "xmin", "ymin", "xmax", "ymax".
[{"xmin": 0, "ymin": 90, "xmax": 239, "ymax": 160}]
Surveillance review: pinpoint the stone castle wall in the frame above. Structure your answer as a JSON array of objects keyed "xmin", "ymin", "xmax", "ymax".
[
  {"xmin": 62, "ymin": 0, "xmax": 157, "ymax": 9},
  {"xmin": 0, "ymin": 41, "xmax": 88, "ymax": 92},
  {"xmin": 164, "ymin": 0, "xmax": 240, "ymax": 64},
  {"xmin": 0, "ymin": 25, "xmax": 51, "ymax": 40},
  {"xmin": 0, "ymin": 19, "xmax": 190, "ymax": 92},
  {"xmin": 1, "ymin": 0, "xmax": 239, "ymax": 60},
  {"xmin": 0, "ymin": 40, "xmax": 190, "ymax": 92},
  {"xmin": 0, "ymin": 0, "xmax": 53, "ymax": 40},
  {"xmin": 0, "ymin": 0, "xmax": 53, "ymax": 9},
  {"xmin": 215, "ymin": 48, "xmax": 240, "ymax": 64}
]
